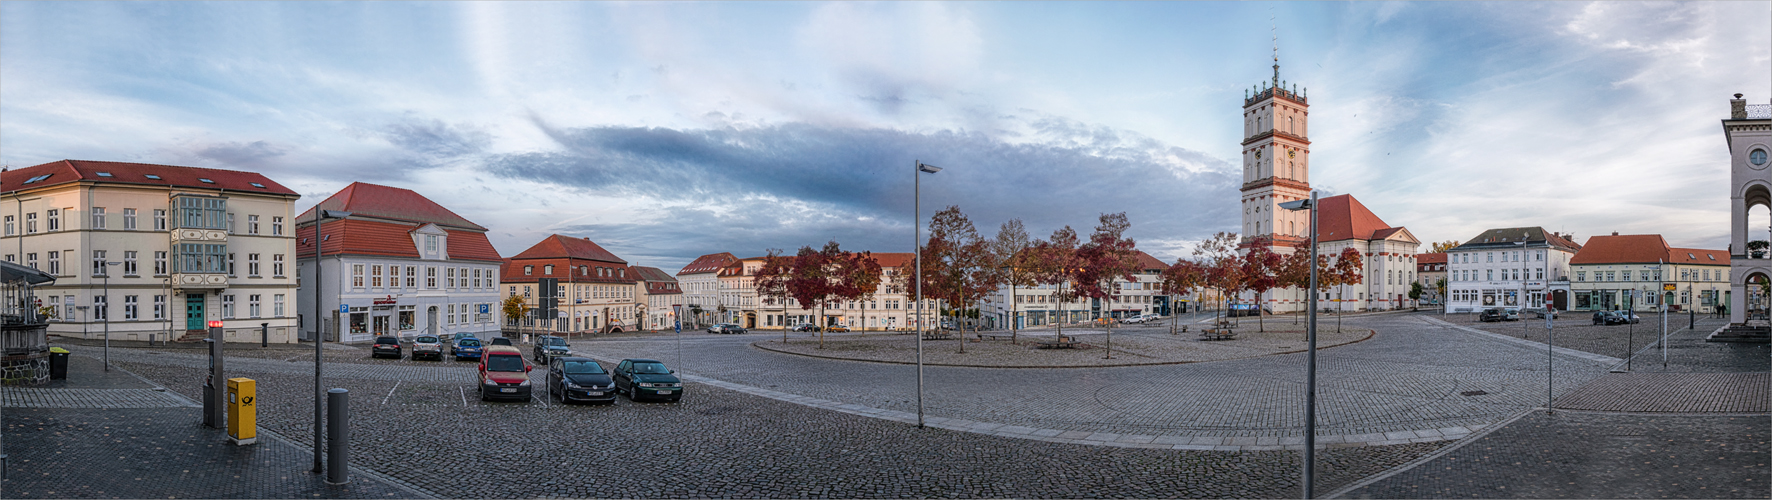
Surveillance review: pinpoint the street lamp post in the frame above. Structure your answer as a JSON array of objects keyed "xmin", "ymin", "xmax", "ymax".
[
  {"xmin": 309, "ymin": 209, "xmax": 350, "ymax": 475},
  {"xmin": 1279, "ymin": 192, "xmax": 1319, "ymax": 499},
  {"xmin": 914, "ymin": 160, "xmax": 941, "ymax": 428},
  {"xmin": 100, "ymin": 260, "xmax": 122, "ymax": 371}
]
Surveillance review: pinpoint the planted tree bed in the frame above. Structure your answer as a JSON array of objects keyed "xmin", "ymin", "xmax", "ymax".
[{"xmin": 753, "ymin": 325, "xmax": 1373, "ymax": 368}]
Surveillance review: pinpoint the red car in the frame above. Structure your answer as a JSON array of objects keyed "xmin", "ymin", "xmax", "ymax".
[{"xmin": 478, "ymin": 346, "xmax": 533, "ymax": 401}]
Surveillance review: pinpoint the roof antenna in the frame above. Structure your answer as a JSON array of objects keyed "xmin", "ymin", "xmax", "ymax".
[{"xmin": 1271, "ymin": 9, "xmax": 1280, "ymax": 90}]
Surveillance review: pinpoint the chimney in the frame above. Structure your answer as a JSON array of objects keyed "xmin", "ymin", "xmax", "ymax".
[
  {"xmin": 1733, "ymin": 93, "xmax": 1748, "ymax": 119},
  {"xmin": 1611, "ymin": 231, "xmax": 1619, "ymax": 236}
]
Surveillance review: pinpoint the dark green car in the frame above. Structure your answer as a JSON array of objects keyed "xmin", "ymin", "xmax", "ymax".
[{"xmin": 613, "ymin": 358, "xmax": 681, "ymax": 402}]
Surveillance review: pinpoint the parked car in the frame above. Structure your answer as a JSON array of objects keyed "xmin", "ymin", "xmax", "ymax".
[
  {"xmin": 826, "ymin": 324, "xmax": 850, "ymax": 333},
  {"xmin": 411, "ymin": 335, "xmax": 444, "ymax": 361},
  {"xmin": 547, "ymin": 357, "xmax": 615, "ymax": 404},
  {"xmin": 451, "ymin": 336, "xmax": 485, "ymax": 360},
  {"xmin": 533, "ymin": 335, "xmax": 572, "ymax": 363},
  {"xmin": 478, "ymin": 346, "xmax": 532, "ymax": 402},
  {"xmin": 1479, "ymin": 308, "xmax": 1519, "ymax": 322},
  {"xmin": 708, "ymin": 323, "xmax": 746, "ymax": 334},
  {"xmin": 612, "ymin": 358, "xmax": 682, "ymax": 402},
  {"xmin": 1524, "ymin": 307, "xmax": 1558, "ymax": 319},
  {"xmin": 371, "ymin": 336, "xmax": 403, "ymax": 359},
  {"xmin": 1123, "ymin": 314, "xmax": 1158, "ymax": 324},
  {"xmin": 792, "ymin": 323, "xmax": 821, "ymax": 332},
  {"xmin": 1593, "ymin": 310, "xmax": 1640, "ymax": 325},
  {"xmin": 490, "ymin": 337, "xmax": 514, "ymax": 346}
]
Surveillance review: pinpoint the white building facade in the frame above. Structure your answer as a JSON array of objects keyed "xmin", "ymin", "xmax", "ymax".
[{"xmin": 1444, "ymin": 227, "xmax": 1580, "ymax": 313}]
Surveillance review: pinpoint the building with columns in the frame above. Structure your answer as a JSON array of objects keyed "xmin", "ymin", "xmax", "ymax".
[
  {"xmin": 1237, "ymin": 62, "xmax": 1421, "ymax": 313},
  {"xmin": 1726, "ymin": 93, "xmax": 1772, "ymax": 326}
]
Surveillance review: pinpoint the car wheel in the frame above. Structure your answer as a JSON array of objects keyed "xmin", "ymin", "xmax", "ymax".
[{"xmin": 479, "ymin": 387, "xmax": 490, "ymax": 402}]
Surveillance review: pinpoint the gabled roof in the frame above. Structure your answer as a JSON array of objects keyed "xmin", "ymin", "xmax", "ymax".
[
  {"xmin": 1571, "ymin": 234, "xmax": 1671, "ymax": 265},
  {"xmin": 678, "ymin": 253, "xmax": 738, "ymax": 275},
  {"xmin": 297, "ymin": 182, "xmax": 484, "ymax": 231},
  {"xmin": 2, "ymin": 160, "xmax": 297, "ymax": 196},
  {"xmin": 295, "ymin": 219, "xmax": 502, "ymax": 262},
  {"xmin": 1452, "ymin": 227, "xmax": 1582, "ymax": 253},
  {"xmin": 630, "ymin": 266, "xmax": 677, "ymax": 283},
  {"xmin": 870, "ymin": 252, "xmax": 915, "ymax": 270},
  {"xmin": 1134, "ymin": 251, "xmax": 1169, "ymax": 272},
  {"xmin": 1417, "ymin": 252, "xmax": 1447, "ymax": 264},
  {"xmin": 509, "ymin": 234, "xmax": 626, "ymax": 264},
  {"xmin": 1315, "ymin": 194, "xmax": 1393, "ymax": 243},
  {"xmin": 1671, "ymin": 248, "xmax": 1730, "ymax": 266}
]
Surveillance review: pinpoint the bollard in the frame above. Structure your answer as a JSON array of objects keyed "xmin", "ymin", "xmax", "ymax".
[
  {"xmin": 326, "ymin": 388, "xmax": 349, "ymax": 485},
  {"xmin": 1689, "ymin": 310, "xmax": 1695, "ymax": 331},
  {"xmin": 202, "ymin": 374, "xmax": 217, "ymax": 428},
  {"xmin": 261, "ymin": 323, "xmax": 269, "ymax": 347},
  {"xmin": 209, "ymin": 325, "xmax": 226, "ymax": 430}
]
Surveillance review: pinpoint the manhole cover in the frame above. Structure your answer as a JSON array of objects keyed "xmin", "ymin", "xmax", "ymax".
[{"xmin": 1460, "ymin": 390, "xmax": 1489, "ymax": 396}]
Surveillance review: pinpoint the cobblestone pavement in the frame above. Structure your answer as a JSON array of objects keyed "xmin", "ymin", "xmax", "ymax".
[
  {"xmin": 104, "ymin": 352, "xmax": 1449, "ymax": 499},
  {"xmin": 754, "ymin": 323, "xmax": 1374, "ymax": 367},
  {"xmin": 568, "ymin": 313, "xmax": 1613, "ymax": 440},
  {"xmin": 1456, "ymin": 313, "xmax": 1764, "ymax": 371},
  {"xmin": 1337, "ymin": 410, "xmax": 1770, "ymax": 499},
  {"xmin": 1553, "ymin": 373, "xmax": 1769, "ymax": 413}
]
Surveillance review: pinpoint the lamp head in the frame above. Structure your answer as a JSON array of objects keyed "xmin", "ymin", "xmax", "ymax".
[
  {"xmin": 917, "ymin": 163, "xmax": 942, "ymax": 174},
  {"xmin": 1278, "ymin": 199, "xmax": 1311, "ymax": 211}
]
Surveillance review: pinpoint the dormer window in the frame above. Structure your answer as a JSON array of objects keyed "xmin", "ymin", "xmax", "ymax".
[
  {"xmin": 425, "ymin": 235, "xmax": 438, "ymax": 253},
  {"xmin": 144, "ymin": 174, "xmax": 161, "ymax": 180},
  {"xmin": 1689, "ymin": 253, "xmax": 1695, "ymax": 259},
  {"xmin": 96, "ymin": 172, "xmax": 113, "ymax": 177},
  {"xmin": 524, "ymin": 265, "xmax": 533, "ymax": 276},
  {"xmin": 249, "ymin": 182, "xmax": 265, "ymax": 188},
  {"xmin": 198, "ymin": 178, "xmax": 215, "ymax": 184},
  {"xmin": 544, "ymin": 265, "xmax": 554, "ymax": 275}
]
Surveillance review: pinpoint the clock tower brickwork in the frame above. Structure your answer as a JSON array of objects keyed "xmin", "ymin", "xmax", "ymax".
[{"xmin": 1240, "ymin": 65, "xmax": 1312, "ymax": 249}]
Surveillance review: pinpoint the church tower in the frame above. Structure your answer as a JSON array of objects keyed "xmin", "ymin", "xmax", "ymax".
[{"xmin": 1240, "ymin": 42, "xmax": 1311, "ymax": 248}]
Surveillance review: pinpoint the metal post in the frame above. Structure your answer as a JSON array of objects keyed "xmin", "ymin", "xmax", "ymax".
[
  {"xmin": 914, "ymin": 159, "xmax": 924, "ymax": 429},
  {"xmin": 208, "ymin": 322, "xmax": 225, "ymax": 429},
  {"xmin": 326, "ymin": 388, "xmax": 349, "ymax": 485},
  {"xmin": 1304, "ymin": 191, "xmax": 1319, "ymax": 499},
  {"xmin": 261, "ymin": 322, "xmax": 268, "ymax": 348},
  {"xmin": 103, "ymin": 269, "xmax": 110, "ymax": 372}
]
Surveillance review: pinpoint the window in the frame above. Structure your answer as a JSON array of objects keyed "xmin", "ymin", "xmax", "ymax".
[
  {"xmin": 175, "ymin": 197, "xmax": 227, "ymax": 229},
  {"xmin": 123, "ymin": 208, "xmax": 137, "ymax": 230},
  {"xmin": 372, "ymin": 265, "xmax": 383, "ymax": 288},
  {"xmin": 154, "ymin": 209, "xmax": 167, "ymax": 231},
  {"xmin": 1534, "ymin": 268, "xmax": 1543, "ymax": 280},
  {"xmin": 1623, "ymin": 270, "xmax": 1632, "ymax": 281},
  {"xmin": 472, "ymin": 269, "xmax": 481, "ymax": 288},
  {"xmin": 91, "ymin": 207, "xmax": 107, "ymax": 229},
  {"xmin": 274, "ymin": 294, "xmax": 285, "ymax": 316},
  {"xmin": 1486, "ymin": 252, "xmax": 1492, "ymax": 263},
  {"xmin": 154, "ymin": 295, "xmax": 165, "ymax": 320},
  {"xmin": 405, "ymin": 266, "xmax": 417, "ymax": 288},
  {"xmin": 352, "ymin": 264, "xmax": 365, "ymax": 288},
  {"xmin": 47, "ymin": 209, "xmax": 60, "ymax": 231},
  {"xmin": 222, "ymin": 294, "xmax": 235, "ymax": 319},
  {"xmin": 248, "ymin": 215, "xmax": 260, "ymax": 234},
  {"xmin": 28, "ymin": 253, "xmax": 39, "ymax": 271},
  {"xmin": 247, "ymin": 254, "xmax": 260, "ymax": 276},
  {"xmin": 1486, "ymin": 269, "xmax": 1493, "ymax": 281},
  {"xmin": 525, "ymin": 265, "xmax": 533, "ymax": 276},
  {"xmin": 4, "ymin": 215, "xmax": 13, "ymax": 236},
  {"xmin": 447, "ymin": 268, "xmax": 456, "ymax": 288},
  {"xmin": 123, "ymin": 251, "xmax": 138, "ymax": 276},
  {"xmin": 543, "ymin": 265, "xmax": 553, "ymax": 276},
  {"xmin": 94, "ymin": 295, "xmax": 107, "ymax": 320},
  {"xmin": 272, "ymin": 216, "xmax": 284, "ymax": 235},
  {"xmin": 458, "ymin": 303, "xmax": 467, "ymax": 324},
  {"xmin": 427, "ymin": 267, "xmax": 437, "ymax": 288},
  {"xmin": 447, "ymin": 304, "xmax": 456, "ymax": 325},
  {"xmin": 227, "ymin": 213, "xmax": 236, "ymax": 234},
  {"xmin": 2, "ymin": 255, "xmax": 9, "ymax": 263},
  {"xmin": 124, "ymin": 295, "xmax": 138, "ymax": 320},
  {"xmin": 426, "ymin": 235, "xmax": 438, "ymax": 253},
  {"xmin": 91, "ymin": 250, "xmax": 106, "ymax": 276},
  {"xmin": 249, "ymin": 295, "xmax": 261, "ymax": 318},
  {"xmin": 154, "ymin": 251, "xmax": 168, "ymax": 275},
  {"xmin": 227, "ymin": 253, "xmax": 236, "ymax": 277},
  {"xmin": 24, "ymin": 213, "xmax": 36, "ymax": 234},
  {"xmin": 1606, "ymin": 271, "xmax": 1616, "ymax": 281},
  {"xmin": 175, "ymin": 244, "xmax": 227, "ymax": 273},
  {"xmin": 273, "ymin": 254, "xmax": 285, "ymax": 277}
]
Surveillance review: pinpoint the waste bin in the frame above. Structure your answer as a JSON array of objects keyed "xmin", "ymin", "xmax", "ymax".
[{"xmin": 48, "ymin": 347, "xmax": 69, "ymax": 380}]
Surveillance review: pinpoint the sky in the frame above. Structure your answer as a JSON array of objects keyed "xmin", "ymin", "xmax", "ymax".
[{"xmin": 3, "ymin": 1, "xmax": 1770, "ymax": 272}]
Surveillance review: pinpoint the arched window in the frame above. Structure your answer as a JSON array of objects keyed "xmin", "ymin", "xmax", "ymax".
[{"xmin": 1288, "ymin": 116, "xmax": 1294, "ymax": 133}]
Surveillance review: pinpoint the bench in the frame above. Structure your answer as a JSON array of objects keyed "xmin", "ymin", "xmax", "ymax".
[
  {"xmin": 1199, "ymin": 328, "xmax": 1236, "ymax": 341},
  {"xmin": 1034, "ymin": 336, "xmax": 1080, "ymax": 349},
  {"xmin": 977, "ymin": 333, "xmax": 1014, "ymax": 341},
  {"xmin": 922, "ymin": 331, "xmax": 954, "ymax": 341}
]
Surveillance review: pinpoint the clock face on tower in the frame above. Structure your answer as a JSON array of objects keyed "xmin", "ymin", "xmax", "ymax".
[
  {"xmin": 1288, "ymin": 150, "xmax": 1296, "ymax": 159},
  {"xmin": 1255, "ymin": 149, "xmax": 1262, "ymax": 159}
]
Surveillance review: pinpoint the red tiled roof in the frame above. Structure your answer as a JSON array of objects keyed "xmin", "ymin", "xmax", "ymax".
[
  {"xmin": 2, "ymin": 160, "xmax": 298, "ymax": 196},
  {"xmin": 678, "ymin": 252, "xmax": 738, "ymax": 275},
  {"xmin": 1134, "ymin": 251, "xmax": 1169, "ymax": 271},
  {"xmin": 295, "ymin": 219, "xmax": 502, "ymax": 262},
  {"xmin": 1571, "ymin": 234, "xmax": 1669, "ymax": 264},
  {"xmin": 1316, "ymin": 194, "xmax": 1395, "ymax": 243},
  {"xmin": 510, "ymin": 234, "xmax": 626, "ymax": 264},
  {"xmin": 297, "ymin": 182, "xmax": 484, "ymax": 231},
  {"xmin": 1417, "ymin": 252, "xmax": 1447, "ymax": 264},
  {"xmin": 631, "ymin": 266, "xmax": 682, "ymax": 295},
  {"xmin": 1670, "ymin": 247, "xmax": 1729, "ymax": 265}
]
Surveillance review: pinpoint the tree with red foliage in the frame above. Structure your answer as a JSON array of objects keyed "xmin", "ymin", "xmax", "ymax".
[
  {"xmin": 786, "ymin": 242, "xmax": 838, "ymax": 348},
  {"xmin": 919, "ymin": 206, "xmax": 998, "ymax": 352},
  {"xmin": 1026, "ymin": 225, "xmax": 1081, "ymax": 338},
  {"xmin": 1066, "ymin": 213, "xmax": 1140, "ymax": 358},
  {"xmin": 1195, "ymin": 232, "xmax": 1246, "ymax": 324},
  {"xmin": 754, "ymin": 249, "xmax": 793, "ymax": 342},
  {"xmin": 831, "ymin": 249, "xmax": 883, "ymax": 336},
  {"xmin": 1240, "ymin": 237, "xmax": 1285, "ymax": 332},
  {"xmin": 1325, "ymin": 247, "xmax": 1365, "ymax": 332}
]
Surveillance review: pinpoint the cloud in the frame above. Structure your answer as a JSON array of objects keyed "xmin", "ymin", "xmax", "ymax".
[
  {"xmin": 192, "ymin": 140, "xmax": 288, "ymax": 165},
  {"xmin": 482, "ymin": 117, "xmax": 1242, "ymax": 267},
  {"xmin": 376, "ymin": 115, "xmax": 492, "ymax": 158}
]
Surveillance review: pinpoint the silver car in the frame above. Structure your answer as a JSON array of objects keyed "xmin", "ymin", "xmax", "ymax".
[{"xmin": 411, "ymin": 335, "xmax": 444, "ymax": 361}]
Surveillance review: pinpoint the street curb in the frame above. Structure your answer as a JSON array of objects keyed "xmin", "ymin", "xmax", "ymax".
[
  {"xmin": 1322, "ymin": 407, "xmax": 1536, "ymax": 499},
  {"xmin": 1420, "ymin": 316, "xmax": 1620, "ymax": 365}
]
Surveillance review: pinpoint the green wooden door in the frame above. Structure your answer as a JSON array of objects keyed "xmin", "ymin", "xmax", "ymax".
[{"xmin": 185, "ymin": 294, "xmax": 205, "ymax": 330}]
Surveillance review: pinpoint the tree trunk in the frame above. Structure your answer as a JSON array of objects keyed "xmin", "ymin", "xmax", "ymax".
[{"xmin": 818, "ymin": 302, "xmax": 825, "ymax": 349}]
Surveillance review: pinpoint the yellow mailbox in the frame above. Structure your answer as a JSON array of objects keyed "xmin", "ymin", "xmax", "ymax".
[{"xmin": 226, "ymin": 377, "xmax": 257, "ymax": 445}]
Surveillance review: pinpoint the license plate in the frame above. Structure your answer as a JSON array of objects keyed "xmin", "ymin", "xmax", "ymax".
[
  {"xmin": 500, "ymin": 388, "xmax": 516, "ymax": 393},
  {"xmin": 586, "ymin": 391, "xmax": 603, "ymax": 396},
  {"xmin": 655, "ymin": 390, "xmax": 672, "ymax": 395}
]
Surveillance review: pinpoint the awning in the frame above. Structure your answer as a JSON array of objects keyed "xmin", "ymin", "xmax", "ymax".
[{"xmin": 0, "ymin": 261, "xmax": 54, "ymax": 285}]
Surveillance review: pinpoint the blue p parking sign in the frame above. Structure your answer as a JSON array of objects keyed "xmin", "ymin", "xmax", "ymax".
[{"xmin": 338, "ymin": 304, "xmax": 348, "ymax": 314}]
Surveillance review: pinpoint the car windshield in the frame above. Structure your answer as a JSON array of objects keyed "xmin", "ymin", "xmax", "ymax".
[
  {"xmin": 630, "ymin": 362, "xmax": 670, "ymax": 374},
  {"xmin": 377, "ymin": 337, "xmax": 399, "ymax": 344},
  {"xmin": 416, "ymin": 336, "xmax": 438, "ymax": 343},
  {"xmin": 487, "ymin": 355, "xmax": 525, "ymax": 372},
  {"xmin": 542, "ymin": 337, "xmax": 566, "ymax": 346},
  {"xmin": 459, "ymin": 339, "xmax": 481, "ymax": 347},
  {"xmin": 491, "ymin": 338, "xmax": 512, "ymax": 345},
  {"xmin": 563, "ymin": 360, "xmax": 604, "ymax": 374}
]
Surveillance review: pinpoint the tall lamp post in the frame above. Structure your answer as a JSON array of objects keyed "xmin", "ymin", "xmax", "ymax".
[
  {"xmin": 309, "ymin": 209, "xmax": 350, "ymax": 475},
  {"xmin": 100, "ymin": 260, "xmax": 122, "ymax": 371},
  {"xmin": 1279, "ymin": 192, "xmax": 1318, "ymax": 499},
  {"xmin": 914, "ymin": 160, "xmax": 941, "ymax": 428}
]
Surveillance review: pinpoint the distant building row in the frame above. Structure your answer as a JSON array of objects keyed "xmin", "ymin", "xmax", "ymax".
[{"xmin": 1414, "ymin": 228, "xmax": 1730, "ymax": 314}]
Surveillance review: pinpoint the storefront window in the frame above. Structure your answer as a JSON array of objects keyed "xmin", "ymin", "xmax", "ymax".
[
  {"xmin": 373, "ymin": 315, "xmax": 391, "ymax": 335},
  {"xmin": 399, "ymin": 309, "xmax": 415, "ymax": 331},
  {"xmin": 350, "ymin": 312, "xmax": 368, "ymax": 334}
]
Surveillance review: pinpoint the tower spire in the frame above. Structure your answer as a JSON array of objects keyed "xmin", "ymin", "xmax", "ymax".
[{"xmin": 1271, "ymin": 11, "xmax": 1280, "ymax": 89}]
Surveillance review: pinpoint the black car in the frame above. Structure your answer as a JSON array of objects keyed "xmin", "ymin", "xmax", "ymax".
[
  {"xmin": 548, "ymin": 357, "xmax": 616, "ymax": 404},
  {"xmin": 371, "ymin": 336, "xmax": 402, "ymax": 358},
  {"xmin": 1593, "ymin": 310, "xmax": 1640, "ymax": 325},
  {"xmin": 533, "ymin": 335, "xmax": 571, "ymax": 362},
  {"xmin": 613, "ymin": 358, "xmax": 682, "ymax": 402},
  {"xmin": 792, "ymin": 323, "xmax": 821, "ymax": 332},
  {"xmin": 710, "ymin": 323, "xmax": 747, "ymax": 334},
  {"xmin": 1478, "ymin": 308, "xmax": 1518, "ymax": 322}
]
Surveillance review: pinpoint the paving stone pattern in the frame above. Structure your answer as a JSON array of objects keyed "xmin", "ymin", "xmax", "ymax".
[
  {"xmin": 1553, "ymin": 373, "xmax": 1770, "ymax": 413},
  {"xmin": 1341, "ymin": 411, "xmax": 1771, "ymax": 499},
  {"xmin": 107, "ymin": 356, "xmax": 1450, "ymax": 499}
]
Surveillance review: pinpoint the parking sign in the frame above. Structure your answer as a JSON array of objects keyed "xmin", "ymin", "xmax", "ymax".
[{"xmin": 338, "ymin": 304, "xmax": 348, "ymax": 314}]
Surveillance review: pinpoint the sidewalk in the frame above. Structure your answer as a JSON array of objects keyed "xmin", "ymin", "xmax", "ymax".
[{"xmin": 1, "ymin": 352, "xmax": 425, "ymax": 499}]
